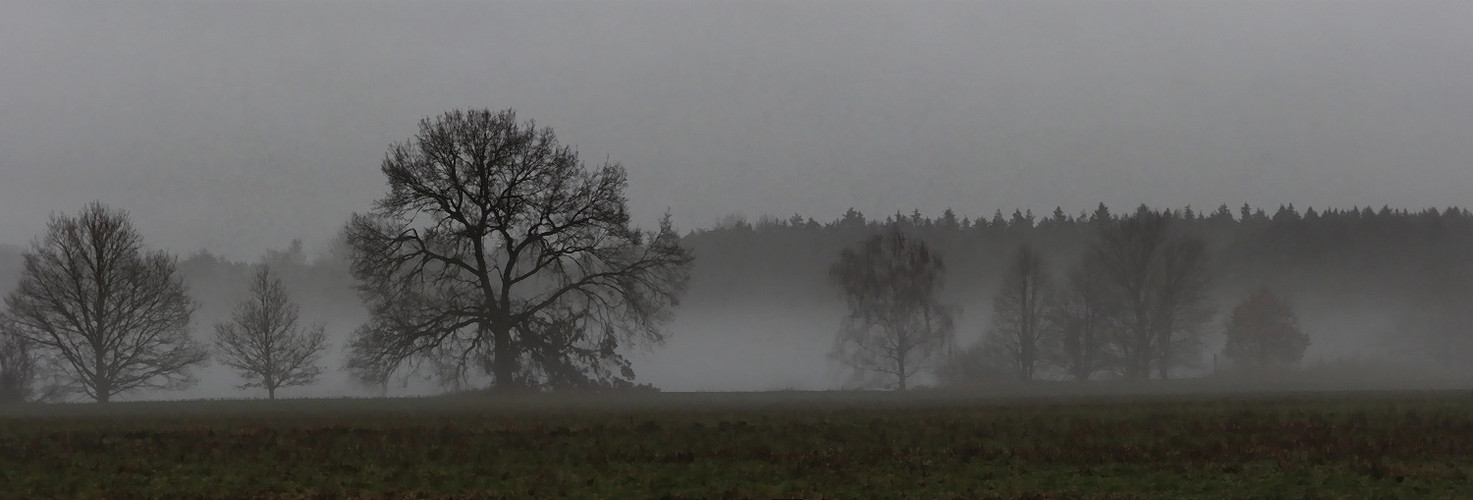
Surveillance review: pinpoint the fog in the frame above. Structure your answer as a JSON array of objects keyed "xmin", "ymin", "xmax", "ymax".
[{"xmin": 3, "ymin": 1, "xmax": 1473, "ymax": 400}]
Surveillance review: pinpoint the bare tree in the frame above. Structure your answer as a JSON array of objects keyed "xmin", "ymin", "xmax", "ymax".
[
  {"xmin": 1150, "ymin": 236, "xmax": 1214, "ymax": 379},
  {"xmin": 1221, "ymin": 288, "xmax": 1310, "ymax": 370},
  {"xmin": 345, "ymin": 109, "xmax": 692, "ymax": 391},
  {"xmin": 3, "ymin": 203, "xmax": 207, "ymax": 402},
  {"xmin": 214, "ymin": 266, "xmax": 328, "ymax": 399},
  {"xmin": 1090, "ymin": 207, "xmax": 1213, "ymax": 379},
  {"xmin": 830, "ymin": 225, "xmax": 956, "ymax": 390},
  {"xmin": 0, "ymin": 323, "xmax": 36, "ymax": 404},
  {"xmin": 983, "ymin": 245, "xmax": 1051, "ymax": 381},
  {"xmin": 0, "ymin": 323, "xmax": 67, "ymax": 404},
  {"xmin": 1093, "ymin": 208, "xmax": 1167, "ymax": 379},
  {"xmin": 1046, "ymin": 257, "xmax": 1114, "ymax": 381}
]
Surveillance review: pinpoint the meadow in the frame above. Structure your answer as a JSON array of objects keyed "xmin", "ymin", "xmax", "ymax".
[{"xmin": 3, "ymin": 388, "xmax": 1472, "ymax": 498}]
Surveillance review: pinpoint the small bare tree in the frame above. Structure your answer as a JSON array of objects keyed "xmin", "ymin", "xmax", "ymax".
[
  {"xmin": 0, "ymin": 324, "xmax": 36, "ymax": 404},
  {"xmin": 3, "ymin": 203, "xmax": 207, "ymax": 403},
  {"xmin": 830, "ymin": 225, "xmax": 956, "ymax": 390},
  {"xmin": 0, "ymin": 324, "xmax": 66, "ymax": 404},
  {"xmin": 983, "ymin": 245, "xmax": 1051, "ymax": 381},
  {"xmin": 214, "ymin": 266, "xmax": 328, "ymax": 399}
]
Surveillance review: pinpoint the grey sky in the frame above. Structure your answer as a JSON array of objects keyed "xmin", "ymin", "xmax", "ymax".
[{"xmin": 3, "ymin": 1, "xmax": 1472, "ymax": 261}]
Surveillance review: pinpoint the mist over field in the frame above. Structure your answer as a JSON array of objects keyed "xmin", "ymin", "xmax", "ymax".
[
  {"xmin": 4, "ymin": 0, "xmax": 1473, "ymax": 401},
  {"xmin": 6, "ymin": 205, "xmax": 1473, "ymax": 400}
]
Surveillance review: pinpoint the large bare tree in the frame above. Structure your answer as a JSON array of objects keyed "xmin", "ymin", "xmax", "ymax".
[
  {"xmin": 344, "ymin": 109, "xmax": 692, "ymax": 391},
  {"xmin": 213, "ymin": 266, "xmax": 328, "ymax": 399},
  {"xmin": 983, "ymin": 244, "xmax": 1052, "ymax": 381},
  {"xmin": 1090, "ymin": 207, "xmax": 1213, "ymax": 379},
  {"xmin": 830, "ymin": 226, "xmax": 955, "ymax": 390},
  {"xmin": 3, "ymin": 203, "xmax": 207, "ymax": 402}
]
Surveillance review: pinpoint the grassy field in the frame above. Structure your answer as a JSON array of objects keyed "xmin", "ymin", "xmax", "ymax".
[{"xmin": 3, "ymin": 389, "xmax": 1473, "ymax": 498}]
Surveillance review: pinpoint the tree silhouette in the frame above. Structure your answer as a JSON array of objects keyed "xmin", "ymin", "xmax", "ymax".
[
  {"xmin": 829, "ymin": 225, "xmax": 955, "ymax": 390},
  {"xmin": 213, "ymin": 266, "xmax": 328, "ymax": 399},
  {"xmin": 1222, "ymin": 288, "xmax": 1310, "ymax": 370},
  {"xmin": 1090, "ymin": 207, "xmax": 1212, "ymax": 379},
  {"xmin": 0, "ymin": 323, "xmax": 36, "ymax": 404},
  {"xmin": 3, "ymin": 203, "xmax": 207, "ymax": 402},
  {"xmin": 983, "ymin": 244, "xmax": 1051, "ymax": 381},
  {"xmin": 1047, "ymin": 257, "xmax": 1113, "ymax": 381},
  {"xmin": 344, "ymin": 109, "xmax": 692, "ymax": 391}
]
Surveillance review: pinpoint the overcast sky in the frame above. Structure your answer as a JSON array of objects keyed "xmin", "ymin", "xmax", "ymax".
[{"xmin": 3, "ymin": 0, "xmax": 1472, "ymax": 261}]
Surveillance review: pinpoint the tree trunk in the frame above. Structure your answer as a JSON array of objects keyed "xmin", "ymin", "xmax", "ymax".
[
  {"xmin": 1133, "ymin": 327, "xmax": 1152, "ymax": 380},
  {"xmin": 490, "ymin": 322, "xmax": 518, "ymax": 390},
  {"xmin": 94, "ymin": 350, "xmax": 110, "ymax": 403},
  {"xmin": 1157, "ymin": 345, "xmax": 1171, "ymax": 380},
  {"xmin": 896, "ymin": 355, "xmax": 907, "ymax": 391},
  {"xmin": 94, "ymin": 376, "xmax": 111, "ymax": 403},
  {"xmin": 267, "ymin": 386, "xmax": 276, "ymax": 400}
]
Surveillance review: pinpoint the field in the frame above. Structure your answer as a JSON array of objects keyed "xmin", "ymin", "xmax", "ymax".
[{"xmin": 4, "ymin": 389, "xmax": 1473, "ymax": 499}]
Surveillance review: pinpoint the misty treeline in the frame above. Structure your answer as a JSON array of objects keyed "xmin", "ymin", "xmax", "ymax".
[
  {"xmin": 2, "ymin": 201, "xmax": 1470, "ymax": 401},
  {"xmin": 686, "ymin": 203, "xmax": 1473, "ymax": 388},
  {"xmin": 3, "ymin": 111, "xmax": 1472, "ymax": 402}
]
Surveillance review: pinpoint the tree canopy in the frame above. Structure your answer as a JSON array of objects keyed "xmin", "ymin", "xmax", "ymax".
[
  {"xmin": 2, "ymin": 203, "xmax": 207, "ymax": 402},
  {"xmin": 983, "ymin": 245, "xmax": 1051, "ymax": 381},
  {"xmin": 213, "ymin": 266, "xmax": 329, "ymax": 399},
  {"xmin": 829, "ymin": 226, "xmax": 955, "ymax": 390},
  {"xmin": 1222, "ymin": 288, "xmax": 1311, "ymax": 369},
  {"xmin": 344, "ymin": 109, "xmax": 692, "ymax": 391}
]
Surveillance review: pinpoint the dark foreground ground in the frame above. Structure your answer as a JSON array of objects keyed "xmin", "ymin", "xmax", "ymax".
[{"xmin": 3, "ymin": 389, "xmax": 1473, "ymax": 499}]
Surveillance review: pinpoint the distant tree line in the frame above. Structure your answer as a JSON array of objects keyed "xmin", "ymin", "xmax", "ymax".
[
  {"xmin": 4, "ymin": 109, "xmax": 1472, "ymax": 401},
  {"xmin": 5, "ymin": 194, "xmax": 1469, "ymax": 401},
  {"xmin": 687, "ymin": 203, "xmax": 1473, "ymax": 388}
]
